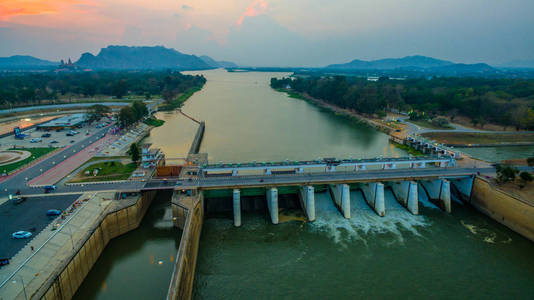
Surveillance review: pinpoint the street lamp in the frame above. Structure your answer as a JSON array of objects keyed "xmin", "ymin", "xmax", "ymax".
[{"xmin": 11, "ymin": 275, "xmax": 28, "ymax": 300}]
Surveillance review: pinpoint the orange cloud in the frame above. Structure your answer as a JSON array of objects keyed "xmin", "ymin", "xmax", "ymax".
[
  {"xmin": 237, "ymin": 0, "xmax": 267, "ymax": 25},
  {"xmin": 0, "ymin": 0, "xmax": 96, "ymax": 21}
]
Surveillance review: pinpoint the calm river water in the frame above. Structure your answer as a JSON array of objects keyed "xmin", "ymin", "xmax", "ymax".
[{"xmin": 76, "ymin": 69, "xmax": 534, "ymax": 299}]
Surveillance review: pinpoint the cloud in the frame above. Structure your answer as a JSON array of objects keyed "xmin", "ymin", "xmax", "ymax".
[
  {"xmin": 181, "ymin": 4, "xmax": 192, "ymax": 10},
  {"xmin": 0, "ymin": 2, "xmax": 56, "ymax": 20},
  {"xmin": 237, "ymin": 0, "xmax": 267, "ymax": 25}
]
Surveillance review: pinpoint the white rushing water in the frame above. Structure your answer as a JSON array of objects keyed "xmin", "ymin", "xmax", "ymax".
[{"xmin": 311, "ymin": 190, "xmax": 433, "ymax": 246}]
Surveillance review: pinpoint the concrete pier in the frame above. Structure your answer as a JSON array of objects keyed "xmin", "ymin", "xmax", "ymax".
[
  {"xmin": 233, "ymin": 189, "xmax": 241, "ymax": 227},
  {"xmin": 266, "ymin": 187, "xmax": 279, "ymax": 224},
  {"xmin": 299, "ymin": 185, "xmax": 315, "ymax": 221},
  {"xmin": 419, "ymin": 179, "xmax": 451, "ymax": 213},
  {"xmin": 450, "ymin": 176, "xmax": 474, "ymax": 202},
  {"xmin": 329, "ymin": 184, "xmax": 350, "ymax": 218},
  {"xmin": 361, "ymin": 182, "xmax": 385, "ymax": 216},
  {"xmin": 390, "ymin": 181, "xmax": 418, "ymax": 214}
]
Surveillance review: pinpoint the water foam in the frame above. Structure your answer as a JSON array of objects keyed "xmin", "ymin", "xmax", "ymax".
[{"xmin": 310, "ymin": 190, "xmax": 430, "ymax": 247}]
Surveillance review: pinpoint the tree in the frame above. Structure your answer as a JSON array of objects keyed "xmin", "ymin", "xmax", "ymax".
[
  {"xmin": 132, "ymin": 100, "xmax": 148, "ymax": 120},
  {"xmin": 519, "ymin": 171, "xmax": 533, "ymax": 182},
  {"xmin": 129, "ymin": 143, "xmax": 140, "ymax": 163},
  {"xmin": 527, "ymin": 156, "xmax": 534, "ymax": 167},
  {"xmin": 112, "ymin": 79, "xmax": 128, "ymax": 99},
  {"xmin": 118, "ymin": 107, "xmax": 136, "ymax": 127},
  {"xmin": 495, "ymin": 164, "xmax": 519, "ymax": 184},
  {"xmin": 87, "ymin": 104, "xmax": 111, "ymax": 123}
]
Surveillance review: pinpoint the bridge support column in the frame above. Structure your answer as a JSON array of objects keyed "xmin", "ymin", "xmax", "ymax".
[
  {"xmin": 266, "ymin": 187, "xmax": 279, "ymax": 224},
  {"xmin": 419, "ymin": 179, "xmax": 451, "ymax": 213},
  {"xmin": 233, "ymin": 189, "xmax": 241, "ymax": 227},
  {"xmin": 299, "ymin": 186, "xmax": 315, "ymax": 221},
  {"xmin": 391, "ymin": 181, "xmax": 418, "ymax": 215},
  {"xmin": 232, "ymin": 169, "xmax": 238, "ymax": 176},
  {"xmin": 329, "ymin": 184, "xmax": 350, "ymax": 218},
  {"xmin": 361, "ymin": 182, "xmax": 385, "ymax": 217}
]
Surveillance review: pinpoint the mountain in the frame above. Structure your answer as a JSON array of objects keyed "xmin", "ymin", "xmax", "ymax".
[
  {"xmin": 76, "ymin": 45, "xmax": 211, "ymax": 70},
  {"xmin": 425, "ymin": 63, "xmax": 501, "ymax": 76},
  {"xmin": 0, "ymin": 55, "xmax": 57, "ymax": 69},
  {"xmin": 326, "ymin": 55, "xmax": 453, "ymax": 70},
  {"xmin": 200, "ymin": 55, "xmax": 238, "ymax": 68}
]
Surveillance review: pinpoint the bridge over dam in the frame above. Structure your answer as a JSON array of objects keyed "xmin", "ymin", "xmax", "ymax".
[{"xmin": 160, "ymin": 154, "xmax": 481, "ymax": 299}]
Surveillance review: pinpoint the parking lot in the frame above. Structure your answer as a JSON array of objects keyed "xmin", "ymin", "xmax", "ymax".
[
  {"xmin": 0, "ymin": 117, "xmax": 113, "ymax": 150},
  {"xmin": 0, "ymin": 194, "xmax": 81, "ymax": 259}
]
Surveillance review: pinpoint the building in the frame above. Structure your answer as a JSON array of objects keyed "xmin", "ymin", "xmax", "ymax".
[
  {"xmin": 141, "ymin": 144, "xmax": 164, "ymax": 169},
  {"xmin": 37, "ymin": 113, "xmax": 87, "ymax": 130}
]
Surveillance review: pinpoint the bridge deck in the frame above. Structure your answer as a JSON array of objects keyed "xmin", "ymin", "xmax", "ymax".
[{"xmin": 145, "ymin": 167, "xmax": 483, "ymax": 191}]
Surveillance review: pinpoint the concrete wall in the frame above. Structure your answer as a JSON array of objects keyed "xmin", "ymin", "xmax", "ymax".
[
  {"xmin": 168, "ymin": 192, "xmax": 204, "ymax": 300},
  {"xmin": 470, "ymin": 176, "xmax": 534, "ymax": 242},
  {"xmin": 188, "ymin": 121, "xmax": 205, "ymax": 155},
  {"xmin": 39, "ymin": 191, "xmax": 156, "ymax": 300}
]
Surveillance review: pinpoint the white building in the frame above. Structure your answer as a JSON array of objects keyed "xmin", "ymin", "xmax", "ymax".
[{"xmin": 141, "ymin": 144, "xmax": 164, "ymax": 169}]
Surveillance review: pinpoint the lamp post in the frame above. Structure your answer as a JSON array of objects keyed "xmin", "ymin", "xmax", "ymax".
[{"xmin": 12, "ymin": 275, "xmax": 28, "ymax": 300}]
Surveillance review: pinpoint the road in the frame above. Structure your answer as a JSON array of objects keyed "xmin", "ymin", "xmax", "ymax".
[
  {"xmin": 0, "ymin": 194, "xmax": 80, "ymax": 259},
  {"xmin": 144, "ymin": 167, "xmax": 495, "ymax": 191},
  {"xmin": 0, "ymin": 126, "xmax": 112, "ymax": 197}
]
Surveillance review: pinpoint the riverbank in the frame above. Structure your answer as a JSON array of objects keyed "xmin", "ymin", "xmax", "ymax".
[
  {"xmin": 275, "ymin": 88, "xmax": 406, "ymax": 137},
  {"xmin": 159, "ymin": 86, "xmax": 204, "ymax": 111}
]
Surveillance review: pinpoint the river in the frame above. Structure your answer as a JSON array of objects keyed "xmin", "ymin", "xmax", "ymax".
[{"xmin": 75, "ymin": 69, "xmax": 534, "ymax": 299}]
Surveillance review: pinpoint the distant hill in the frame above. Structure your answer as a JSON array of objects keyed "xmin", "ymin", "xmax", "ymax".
[
  {"xmin": 0, "ymin": 55, "xmax": 57, "ymax": 69},
  {"xmin": 426, "ymin": 63, "xmax": 499, "ymax": 75},
  {"xmin": 326, "ymin": 55, "xmax": 453, "ymax": 70},
  {"xmin": 76, "ymin": 45, "xmax": 211, "ymax": 70},
  {"xmin": 199, "ymin": 55, "xmax": 238, "ymax": 68},
  {"xmin": 500, "ymin": 59, "xmax": 534, "ymax": 69}
]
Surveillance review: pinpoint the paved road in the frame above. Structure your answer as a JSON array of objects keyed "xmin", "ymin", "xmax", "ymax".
[
  {"xmin": 399, "ymin": 117, "xmax": 534, "ymax": 135},
  {"xmin": 0, "ymin": 126, "xmax": 111, "ymax": 197},
  {"xmin": 0, "ymin": 194, "xmax": 81, "ymax": 259}
]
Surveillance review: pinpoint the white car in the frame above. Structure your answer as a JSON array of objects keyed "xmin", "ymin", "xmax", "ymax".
[
  {"xmin": 30, "ymin": 138, "xmax": 42, "ymax": 143},
  {"xmin": 12, "ymin": 231, "xmax": 32, "ymax": 239}
]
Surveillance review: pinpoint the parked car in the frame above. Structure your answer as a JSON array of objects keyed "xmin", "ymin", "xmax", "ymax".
[
  {"xmin": 30, "ymin": 138, "xmax": 42, "ymax": 143},
  {"xmin": 70, "ymin": 140, "xmax": 75, "ymax": 143},
  {"xmin": 66, "ymin": 132, "xmax": 74, "ymax": 136},
  {"xmin": 12, "ymin": 231, "xmax": 32, "ymax": 239},
  {"xmin": 41, "ymin": 133, "xmax": 51, "ymax": 138},
  {"xmin": 46, "ymin": 209, "xmax": 62, "ymax": 216},
  {"xmin": 50, "ymin": 140, "xmax": 58, "ymax": 144}
]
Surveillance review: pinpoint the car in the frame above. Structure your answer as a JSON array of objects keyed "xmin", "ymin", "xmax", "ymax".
[
  {"xmin": 41, "ymin": 133, "xmax": 51, "ymax": 138},
  {"xmin": 43, "ymin": 185, "xmax": 56, "ymax": 193},
  {"xmin": 12, "ymin": 231, "xmax": 32, "ymax": 239},
  {"xmin": 11, "ymin": 196, "xmax": 26, "ymax": 205},
  {"xmin": 50, "ymin": 140, "xmax": 58, "ymax": 144},
  {"xmin": 70, "ymin": 140, "xmax": 75, "ymax": 143},
  {"xmin": 46, "ymin": 209, "xmax": 62, "ymax": 216},
  {"xmin": 56, "ymin": 129, "xmax": 62, "ymax": 132},
  {"xmin": 66, "ymin": 132, "xmax": 74, "ymax": 136},
  {"xmin": 30, "ymin": 138, "xmax": 42, "ymax": 143}
]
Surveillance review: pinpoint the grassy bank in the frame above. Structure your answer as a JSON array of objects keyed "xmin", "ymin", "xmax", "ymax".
[
  {"xmin": 69, "ymin": 161, "xmax": 137, "ymax": 183},
  {"xmin": 1, "ymin": 147, "xmax": 56, "ymax": 174},
  {"xmin": 159, "ymin": 85, "xmax": 204, "ymax": 111},
  {"xmin": 422, "ymin": 132, "xmax": 534, "ymax": 145},
  {"xmin": 143, "ymin": 117, "xmax": 165, "ymax": 127},
  {"xmin": 392, "ymin": 143, "xmax": 424, "ymax": 156}
]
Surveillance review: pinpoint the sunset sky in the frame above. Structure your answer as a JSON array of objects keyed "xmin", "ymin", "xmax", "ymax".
[{"xmin": 1, "ymin": 0, "xmax": 533, "ymax": 66}]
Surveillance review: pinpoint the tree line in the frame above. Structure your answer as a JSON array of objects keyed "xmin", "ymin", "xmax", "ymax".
[
  {"xmin": 0, "ymin": 71, "xmax": 206, "ymax": 107},
  {"xmin": 271, "ymin": 76, "xmax": 534, "ymax": 130}
]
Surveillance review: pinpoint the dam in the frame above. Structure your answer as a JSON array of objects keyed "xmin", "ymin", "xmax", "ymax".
[{"xmin": 72, "ymin": 69, "xmax": 534, "ymax": 300}]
